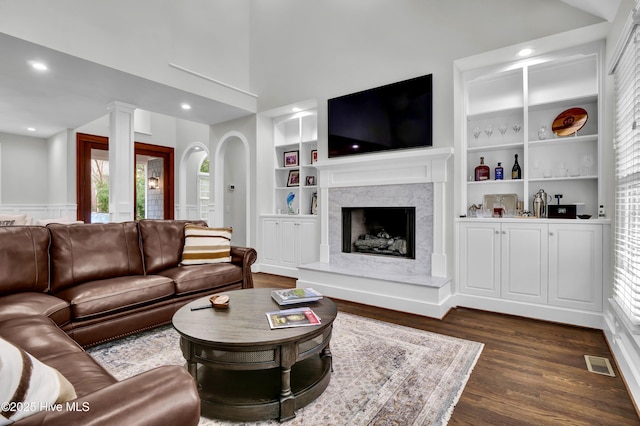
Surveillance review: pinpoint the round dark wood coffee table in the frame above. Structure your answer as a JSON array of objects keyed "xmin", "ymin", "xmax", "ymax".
[{"xmin": 172, "ymin": 288, "xmax": 337, "ymax": 422}]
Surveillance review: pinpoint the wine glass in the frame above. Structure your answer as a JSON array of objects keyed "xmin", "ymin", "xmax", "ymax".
[
  {"xmin": 498, "ymin": 123, "xmax": 508, "ymax": 139},
  {"xmin": 473, "ymin": 127, "xmax": 481, "ymax": 140},
  {"xmin": 484, "ymin": 125, "xmax": 493, "ymax": 140},
  {"xmin": 512, "ymin": 123, "xmax": 521, "ymax": 135}
]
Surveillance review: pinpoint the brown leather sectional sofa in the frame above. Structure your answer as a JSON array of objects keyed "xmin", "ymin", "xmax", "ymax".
[{"xmin": 0, "ymin": 219, "xmax": 258, "ymax": 425}]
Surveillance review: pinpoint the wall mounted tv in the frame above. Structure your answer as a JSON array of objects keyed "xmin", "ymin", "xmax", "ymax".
[{"xmin": 328, "ymin": 74, "xmax": 433, "ymax": 158}]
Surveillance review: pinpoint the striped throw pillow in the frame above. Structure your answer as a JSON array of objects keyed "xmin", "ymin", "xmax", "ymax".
[
  {"xmin": 181, "ymin": 225, "xmax": 232, "ymax": 265},
  {"xmin": 1, "ymin": 337, "xmax": 77, "ymax": 423}
]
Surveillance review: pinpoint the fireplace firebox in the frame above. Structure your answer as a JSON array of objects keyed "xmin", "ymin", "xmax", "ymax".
[{"xmin": 342, "ymin": 207, "xmax": 415, "ymax": 259}]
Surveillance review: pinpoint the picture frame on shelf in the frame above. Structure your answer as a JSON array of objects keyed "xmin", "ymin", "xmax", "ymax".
[
  {"xmin": 311, "ymin": 192, "xmax": 318, "ymax": 215},
  {"xmin": 311, "ymin": 149, "xmax": 318, "ymax": 164},
  {"xmin": 284, "ymin": 150, "xmax": 299, "ymax": 167},
  {"xmin": 287, "ymin": 170, "xmax": 300, "ymax": 187},
  {"xmin": 305, "ymin": 176, "xmax": 316, "ymax": 186}
]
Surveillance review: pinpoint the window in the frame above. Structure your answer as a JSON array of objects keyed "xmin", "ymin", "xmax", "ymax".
[
  {"xmin": 198, "ymin": 157, "xmax": 210, "ymax": 220},
  {"xmin": 612, "ymin": 21, "xmax": 640, "ymax": 327}
]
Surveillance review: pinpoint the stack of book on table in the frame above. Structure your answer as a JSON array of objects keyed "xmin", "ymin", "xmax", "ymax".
[{"xmin": 271, "ymin": 288, "xmax": 323, "ymax": 306}]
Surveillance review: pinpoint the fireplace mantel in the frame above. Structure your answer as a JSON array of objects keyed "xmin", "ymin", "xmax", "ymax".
[
  {"xmin": 314, "ymin": 147, "xmax": 452, "ymax": 188},
  {"xmin": 314, "ymin": 146, "xmax": 452, "ymax": 277},
  {"xmin": 297, "ymin": 146, "xmax": 454, "ymax": 318}
]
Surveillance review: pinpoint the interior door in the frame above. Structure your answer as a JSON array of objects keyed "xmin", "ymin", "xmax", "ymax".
[
  {"xmin": 76, "ymin": 134, "xmax": 174, "ymax": 222},
  {"xmin": 76, "ymin": 133, "xmax": 109, "ymax": 223}
]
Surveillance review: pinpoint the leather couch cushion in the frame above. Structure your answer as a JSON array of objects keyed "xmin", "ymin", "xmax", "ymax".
[
  {"xmin": 48, "ymin": 222, "xmax": 145, "ymax": 293},
  {"xmin": 0, "ymin": 226, "xmax": 50, "ymax": 295},
  {"xmin": 0, "ymin": 293, "xmax": 71, "ymax": 326},
  {"xmin": 138, "ymin": 219, "xmax": 206, "ymax": 274},
  {"xmin": 159, "ymin": 263, "xmax": 243, "ymax": 296},
  {"xmin": 0, "ymin": 316, "xmax": 117, "ymax": 397},
  {"xmin": 55, "ymin": 276, "xmax": 175, "ymax": 320}
]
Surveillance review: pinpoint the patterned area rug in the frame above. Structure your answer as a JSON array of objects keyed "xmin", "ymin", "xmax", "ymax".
[{"xmin": 87, "ymin": 313, "xmax": 483, "ymax": 425}]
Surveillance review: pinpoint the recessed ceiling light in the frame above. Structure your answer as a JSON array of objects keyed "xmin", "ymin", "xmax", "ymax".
[
  {"xmin": 27, "ymin": 127, "xmax": 36, "ymax": 132},
  {"xmin": 181, "ymin": 103, "xmax": 191, "ymax": 110},
  {"xmin": 517, "ymin": 48, "xmax": 534, "ymax": 57},
  {"xmin": 30, "ymin": 61, "xmax": 48, "ymax": 71},
  {"xmin": 292, "ymin": 107, "xmax": 302, "ymax": 112}
]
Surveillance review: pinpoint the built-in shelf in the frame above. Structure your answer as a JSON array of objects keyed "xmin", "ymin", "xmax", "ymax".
[{"xmin": 461, "ymin": 41, "xmax": 603, "ymax": 218}]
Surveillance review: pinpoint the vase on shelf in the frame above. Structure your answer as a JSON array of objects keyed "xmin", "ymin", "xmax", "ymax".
[{"xmin": 287, "ymin": 192, "xmax": 295, "ymax": 214}]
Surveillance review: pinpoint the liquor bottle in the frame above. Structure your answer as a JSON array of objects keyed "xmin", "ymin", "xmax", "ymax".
[
  {"xmin": 512, "ymin": 154, "xmax": 522, "ymax": 179},
  {"xmin": 475, "ymin": 157, "xmax": 490, "ymax": 181},
  {"xmin": 495, "ymin": 162, "xmax": 503, "ymax": 180}
]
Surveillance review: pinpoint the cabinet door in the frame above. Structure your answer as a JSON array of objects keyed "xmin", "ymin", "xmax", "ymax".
[
  {"xmin": 501, "ymin": 223, "xmax": 548, "ymax": 303},
  {"xmin": 261, "ymin": 218, "xmax": 281, "ymax": 264},
  {"xmin": 299, "ymin": 219, "xmax": 319, "ymax": 265},
  {"xmin": 548, "ymin": 224, "xmax": 602, "ymax": 311},
  {"xmin": 458, "ymin": 222, "xmax": 501, "ymax": 297},
  {"xmin": 280, "ymin": 219, "xmax": 299, "ymax": 267}
]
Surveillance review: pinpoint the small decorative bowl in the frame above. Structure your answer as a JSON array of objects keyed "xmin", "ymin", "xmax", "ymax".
[
  {"xmin": 577, "ymin": 214, "xmax": 592, "ymax": 219},
  {"xmin": 210, "ymin": 294, "xmax": 230, "ymax": 309}
]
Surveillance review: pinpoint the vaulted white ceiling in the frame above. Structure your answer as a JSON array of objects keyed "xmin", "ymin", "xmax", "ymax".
[
  {"xmin": 0, "ymin": 1, "xmax": 621, "ymax": 139},
  {"xmin": 560, "ymin": 0, "xmax": 621, "ymax": 22}
]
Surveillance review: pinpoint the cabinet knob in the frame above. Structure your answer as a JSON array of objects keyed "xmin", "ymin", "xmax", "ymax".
[
  {"xmin": 502, "ymin": 231, "xmax": 506, "ymax": 234},
  {"xmin": 495, "ymin": 230, "xmax": 499, "ymax": 235},
  {"xmin": 549, "ymin": 232, "xmax": 554, "ymax": 236}
]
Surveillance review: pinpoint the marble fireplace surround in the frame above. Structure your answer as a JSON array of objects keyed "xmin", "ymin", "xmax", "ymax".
[{"xmin": 297, "ymin": 147, "xmax": 454, "ymax": 318}]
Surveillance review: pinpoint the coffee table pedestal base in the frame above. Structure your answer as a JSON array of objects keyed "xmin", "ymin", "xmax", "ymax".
[{"xmin": 197, "ymin": 354, "xmax": 332, "ymax": 422}]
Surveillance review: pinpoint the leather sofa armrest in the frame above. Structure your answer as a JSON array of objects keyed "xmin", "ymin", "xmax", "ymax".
[
  {"xmin": 15, "ymin": 366, "xmax": 200, "ymax": 426},
  {"xmin": 231, "ymin": 246, "xmax": 257, "ymax": 289}
]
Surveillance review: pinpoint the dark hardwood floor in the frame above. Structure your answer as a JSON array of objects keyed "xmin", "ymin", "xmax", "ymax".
[{"xmin": 253, "ymin": 273, "xmax": 640, "ymax": 425}]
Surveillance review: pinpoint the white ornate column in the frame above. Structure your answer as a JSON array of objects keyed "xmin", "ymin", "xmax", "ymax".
[{"xmin": 107, "ymin": 101, "xmax": 136, "ymax": 222}]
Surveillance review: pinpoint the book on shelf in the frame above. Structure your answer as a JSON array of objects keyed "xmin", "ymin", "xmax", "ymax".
[
  {"xmin": 266, "ymin": 307, "xmax": 321, "ymax": 329},
  {"xmin": 271, "ymin": 288, "xmax": 323, "ymax": 306}
]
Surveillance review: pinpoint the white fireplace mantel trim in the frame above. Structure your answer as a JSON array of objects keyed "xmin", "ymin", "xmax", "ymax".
[
  {"xmin": 314, "ymin": 147, "xmax": 453, "ymax": 188},
  {"xmin": 314, "ymin": 146, "xmax": 453, "ymax": 278}
]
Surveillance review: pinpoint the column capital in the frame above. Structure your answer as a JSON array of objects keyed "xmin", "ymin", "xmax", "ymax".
[{"xmin": 106, "ymin": 100, "xmax": 136, "ymax": 113}]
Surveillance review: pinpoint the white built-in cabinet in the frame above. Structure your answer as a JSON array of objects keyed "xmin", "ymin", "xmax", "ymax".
[
  {"xmin": 258, "ymin": 106, "xmax": 319, "ymax": 278},
  {"xmin": 458, "ymin": 220, "xmax": 605, "ymax": 315},
  {"xmin": 456, "ymin": 41, "xmax": 609, "ymax": 328},
  {"xmin": 260, "ymin": 215, "xmax": 319, "ymax": 278},
  {"xmin": 547, "ymin": 223, "xmax": 603, "ymax": 312}
]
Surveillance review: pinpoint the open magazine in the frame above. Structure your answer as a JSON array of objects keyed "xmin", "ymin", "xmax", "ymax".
[
  {"xmin": 266, "ymin": 307, "xmax": 321, "ymax": 329},
  {"xmin": 271, "ymin": 288, "xmax": 323, "ymax": 306}
]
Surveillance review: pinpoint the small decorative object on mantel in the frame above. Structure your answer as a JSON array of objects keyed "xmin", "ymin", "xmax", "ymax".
[
  {"xmin": 552, "ymin": 107, "xmax": 588, "ymax": 137},
  {"xmin": 287, "ymin": 192, "xmax": 296, "ymax": 214}
]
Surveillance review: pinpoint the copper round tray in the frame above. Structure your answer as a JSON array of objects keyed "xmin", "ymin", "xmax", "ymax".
[{"xmin": 552, "ymin": 107, "xmax": 588, "ymax": 136}]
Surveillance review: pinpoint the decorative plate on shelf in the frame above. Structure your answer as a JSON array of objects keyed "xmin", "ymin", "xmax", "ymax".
[{"xmin": 552, "ymin": 107, "xmax": 588, "ymax": 136}]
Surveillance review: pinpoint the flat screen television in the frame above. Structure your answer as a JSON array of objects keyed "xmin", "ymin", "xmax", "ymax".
[{"xmin": 328, "ymin": 74, "xmax": 432, "ymax": 158}]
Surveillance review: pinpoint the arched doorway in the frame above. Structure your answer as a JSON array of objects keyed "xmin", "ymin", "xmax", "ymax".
[
  {"xmin": 214, "ymin": 131, "xmax": 251, "ymax": 247},
  {"xmin": 178, "ymin": 142, "xmax": 209, "ymax": 221}
]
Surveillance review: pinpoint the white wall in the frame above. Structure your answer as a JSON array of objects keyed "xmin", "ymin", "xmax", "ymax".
[
  {"xmin": 250, "ymin": 0, "xmax": 602, "ymax": 148},
  {"xmin": 210, "ymin": 115, "xmax": 257, "ymax": 247},
  {"xmin": 47, "ymin": 129, "xmax": 75, "ymax": 205},
  {"xmin": 0, "ymin": 132, "xmax": 49, "ymax": 203},
  {"xmin": 222, "ymin": 139, "xmax": 247, "ymax": 245},
  {"xmin": 248, "ymin": 0, "xmax": 603, "ymax": 280}
]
